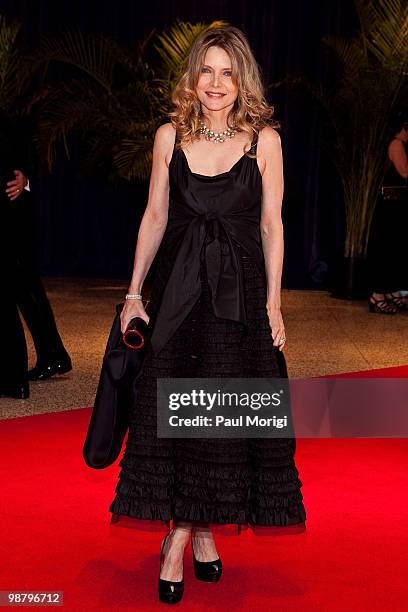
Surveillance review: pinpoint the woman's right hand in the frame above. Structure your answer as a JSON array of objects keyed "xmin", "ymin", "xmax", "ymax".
[{"xmin": 120, "ymin": 299, "xmax": 150, "ymax": 334}]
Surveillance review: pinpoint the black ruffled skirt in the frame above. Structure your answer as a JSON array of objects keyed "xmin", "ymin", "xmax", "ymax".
[{"xmin": 109, "ymin": 245, "xmax": 307, "ymax": 535}]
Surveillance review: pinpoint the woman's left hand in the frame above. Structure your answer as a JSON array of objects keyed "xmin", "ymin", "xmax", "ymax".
[{"xmin": 266, "ymin": 302, "xmax": 286, "ymax": 351}]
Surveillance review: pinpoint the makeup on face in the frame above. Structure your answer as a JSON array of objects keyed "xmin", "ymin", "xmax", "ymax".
[{"xmin": 196, "ymin": 47, "xmax": 237, "ymax": 100}]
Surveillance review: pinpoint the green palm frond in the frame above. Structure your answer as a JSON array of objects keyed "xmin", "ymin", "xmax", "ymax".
[
  {"xmin": 32, "ymin": 78, "xmax": 112, "ymax": 167},
  {"xmin": 112, "ymin": 126, "xmax": 158, "ymax": 181},
  {"xmin": 22, "ymin": 20, "xmax": 221, "ymax": 182},
  {"xmin": 355, "ymin": 0, "xmax": 408, "ymax": 68},
  {"xmin": 31, "ymin": 75, "xmax": 160, "ymax": 179},
  {"xmin": 322, "ymin": 36, "xmax": 366, "ymax": 86},
  {"xmin": 154, "ymin": 19, "xmax": 227, "ymax": 78},
  {"xmin": 104, "ymin": 32, "xmax": 156, "ymax": 79},
  {"xmin": 21, "ymin": 29, "xmax": 116, "ymax": 93},
  {"xmin": 0, "ymin": 15, "xmax": 21, "ymax": 112},
  {"xmin": 23, "ymin": 28, "xmax": 163, "ymax": 178}
]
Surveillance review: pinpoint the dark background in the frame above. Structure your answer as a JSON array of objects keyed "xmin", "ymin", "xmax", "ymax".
[{"xmin": 0, "ymin": 0, "xmax": 358, "ymax": 288}]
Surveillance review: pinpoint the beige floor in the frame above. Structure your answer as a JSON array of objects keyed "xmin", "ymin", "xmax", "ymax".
[{"xmin": 1, "ymin": 278, "xmax": 407, "ymax": 420}]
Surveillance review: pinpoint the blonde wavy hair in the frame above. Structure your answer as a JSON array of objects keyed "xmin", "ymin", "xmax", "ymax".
[{"xmin": 169, "ymin": 25, "xmax": 279, "ymax": 157}]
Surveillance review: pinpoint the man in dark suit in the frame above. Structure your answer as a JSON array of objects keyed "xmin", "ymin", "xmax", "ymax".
[{"xmin": 0, "ymin": 112, "xmax": 71, "ymax": 399}]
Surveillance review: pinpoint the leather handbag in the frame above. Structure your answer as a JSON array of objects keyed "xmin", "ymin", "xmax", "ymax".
[{"xmin": 82, "ymin": 303, "xmax": 151, "ymax": 469}]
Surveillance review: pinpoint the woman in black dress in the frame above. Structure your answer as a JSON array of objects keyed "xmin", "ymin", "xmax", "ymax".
[
  {"xmin": 111, "ymin": 26, "xmax": 307, "ymax": 604},
  {"xmin": 368, "ymin": 112, "xmax": 408, "ymax": 313}
]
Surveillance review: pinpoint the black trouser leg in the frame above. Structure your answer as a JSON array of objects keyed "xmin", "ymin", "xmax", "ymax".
[
  {"xmin": 15, "ymin": 265, "xmax": 68, "ymax": 366},
  {"xmin": 0, "ymin": 296, "xmax": 28, "ymax": 387}
]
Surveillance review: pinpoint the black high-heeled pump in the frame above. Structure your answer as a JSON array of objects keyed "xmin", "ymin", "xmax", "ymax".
[
  {"xmin": 158, "ymin": 531, "xmax": 184, "ymax": 604},
  {"xmin": 191, "ymin": 536, "xmax": 223, "ymax": 582}
]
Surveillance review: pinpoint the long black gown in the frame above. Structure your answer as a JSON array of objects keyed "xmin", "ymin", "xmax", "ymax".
[{"xmin": 109, "ymin": 131, "xmax": 307, "ymax": 535}]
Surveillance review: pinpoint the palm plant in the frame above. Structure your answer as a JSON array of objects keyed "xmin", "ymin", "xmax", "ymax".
[
  {"xmin": 324, "ymin": 0, "xmax": 407, "ymax": 259},
  {"xmin": 0, "ymin": 15, "xmax": 23, "ymax": 113},
  {"xmin": 274, "ymin": 0, "xmax": 407, "ymax": 260},
  {"xmin": 20, "ymin": 19, "xmax": 226, "ymax": 182}
]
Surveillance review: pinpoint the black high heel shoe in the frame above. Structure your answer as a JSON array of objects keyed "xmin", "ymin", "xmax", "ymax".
[
  {"xmin": 191, "ymin": 534, "xmax": 223, "ymax": 582},
  {"xmin": 158, "ymin": 531, "xmax": 184, "ymax": 604}
]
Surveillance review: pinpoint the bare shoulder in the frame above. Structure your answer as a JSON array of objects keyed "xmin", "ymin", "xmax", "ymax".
[
  {"xmin": 388, "ymin": 138, "xmax": 406, "ymax": 154},
  {"xmin": 256, "ymin": 127, "xmax": 282, "ymax": 176},
  {"xmin": 153, "ymin": 122, "xmax": 177, "ymax": 167},
  {"xmin": 258, "ymin": 126, "xmax": 281, "ymax": 149},
  {"xmin": 155, "ymin": 122, "xmax": 176, "ymax": 142}
]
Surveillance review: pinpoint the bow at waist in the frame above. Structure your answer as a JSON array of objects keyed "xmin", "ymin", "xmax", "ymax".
[{"xmin": 149, "ymin": 213, "xmax": 247, "ymax": 356}]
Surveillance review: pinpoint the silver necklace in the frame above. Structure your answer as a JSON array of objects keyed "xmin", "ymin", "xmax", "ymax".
[{"xmin": 198, "ymin": 119, "xmax": 237, "ymax": 143}]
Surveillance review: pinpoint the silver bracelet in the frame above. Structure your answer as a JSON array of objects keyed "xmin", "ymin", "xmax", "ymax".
[{"xmin": 125, "ymin": 293, "xmax": 143, "ymax": 300}]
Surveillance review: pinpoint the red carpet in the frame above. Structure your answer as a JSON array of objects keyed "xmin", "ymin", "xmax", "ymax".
[
  {"xmin": 324, "ymin": 364, "xmax": 408, "ymax": 378},
  {"xmin": 1, "ymin": 365, "xmax": 408, "ymax": 610}
]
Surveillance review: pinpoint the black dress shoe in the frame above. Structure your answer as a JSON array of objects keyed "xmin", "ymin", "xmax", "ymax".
[
  {"xmin": 191, "ymin": 538, "xmax": 223, "ymax": 582},
  {"xmin": 28, "ymin": 357, "xmax": 72, "ymax": 381},
  {"xmin": 0, "ymin": 382, "xmax": 30, "ymax": 399},
  {"xmin": 158, "ymin": 532, "xmax": 184, "ymax": 604}
]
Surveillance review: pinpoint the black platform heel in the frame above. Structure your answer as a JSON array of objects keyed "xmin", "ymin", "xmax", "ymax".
[
  {"xmin": 191, "ymin": 536, "xmax": 223, "ymax": 582},
  {"xmin": 158, "ymin": 532, "xmax": 184, "ymax": 604}
]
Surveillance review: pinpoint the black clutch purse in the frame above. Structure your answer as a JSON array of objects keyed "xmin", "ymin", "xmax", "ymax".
[
  {"xmin": 104, "ymin": 314, "xmax": 149, "ymax": 384},
  {"xmin": 381, "ymin": 185, "xmax": 408, "ymax": 200},
  {"xmin": 82, "ymin": 303, "xmax": 151, "ymax": 469}
]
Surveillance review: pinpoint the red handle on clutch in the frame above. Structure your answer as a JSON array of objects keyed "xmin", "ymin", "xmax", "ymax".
[
  {"xmin": 122, "ymin": 316, "xmax": 147, "ymax": 350},
  {"xmin": 122, "ymin": 329, "xmax": 145, "ymax": 350}
]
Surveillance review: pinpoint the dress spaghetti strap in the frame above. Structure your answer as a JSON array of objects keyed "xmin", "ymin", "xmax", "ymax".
[{"xmin": 250, "ymin": 130, "xmax": 258, "ymax": 154}]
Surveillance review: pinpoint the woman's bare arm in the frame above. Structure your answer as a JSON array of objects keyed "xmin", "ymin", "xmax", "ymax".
[
  {"xmin": 127, "ymin": 123, "xmax": 174, "ymax": 293},
  {"xmin": 388, "ymin": 139, "xmax": 408, "ymax": 179},
  {"xmin": 120, "ymin": 122, "xmax": 175, "ymax": 332},
  {"xmin": 258, "ymin": 126, "xmax": 286, "ymax": 349}
]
